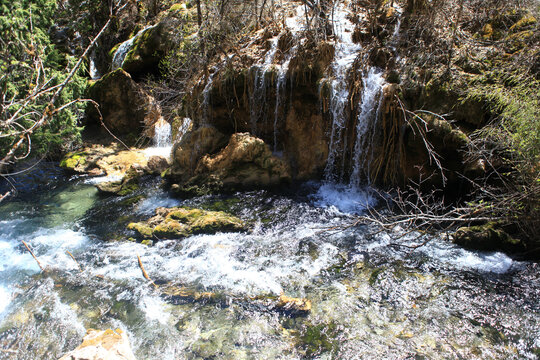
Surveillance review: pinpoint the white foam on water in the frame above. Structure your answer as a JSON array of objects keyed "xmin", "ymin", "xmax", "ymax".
[
  {"xmin": 140, "ymin": 295, "xmax": 170, "ymax": 325},
  {"xmin": 422, "ymin": 241, "xmax": 515, "ymax": 274},
  {"xmin": 136, "ymin": 194, "xmax": 181, "ymax": 215},
  {"xmin": 311, "ymin": 183, "xmax": 375, "ymax": 214},
  {"xmin": 84, "ymin": 174, "xmax": 123, "ymax": 184},
  {"xmin": 0, "ymin": 286, "xmax": 12, "ymax": 315}
]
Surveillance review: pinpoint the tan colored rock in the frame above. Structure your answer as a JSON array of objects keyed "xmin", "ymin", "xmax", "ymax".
[
  {"xmin": 147, "ymin": 155, "xmax": 169, "ymax": 174},
  {"xmin": 177, "ymin": 133, "xmax": 290, "ymax": 194},
  {"xmin": 169, "ymin": 126, "xmax": 228, "ymax": 182},
  {"xmin": 275, "ymin": 294, "xmax": 312, "ymax": 314},
  {"xmin": 60, "ymin": 143, "xmax": 148, "ymax": 177},
  {"xmin": 58, "ymin": 328, "xmax": 136, "ymax": 360}
]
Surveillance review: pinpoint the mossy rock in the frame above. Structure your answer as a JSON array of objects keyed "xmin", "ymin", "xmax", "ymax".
[
  {"xmin": 60, "ymin": 151, "xmax": 87, "ymax": 171},
  {"xmin": 299, "ymin": 322, "xmax": 339, "ymax": 357},
  {"xmin": 453, "ymin": 222, "xmax": 524, "ymax": 253},
  {"xmin": 128, "ymin": 206, "xmax": 247, "ymax": 240}
]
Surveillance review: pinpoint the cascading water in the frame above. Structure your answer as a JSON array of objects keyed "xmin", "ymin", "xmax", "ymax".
[
  {"xmin": 323, "ymin": 2, "xmax": 363, "ymax": 182},
  {"xmin": 111, "ymin": 26, "xmax": 155, "ymax": 71},
  {"xmin": 350, "ymin": 68, "xmax": 385, "ymax": 186},
  {"xmin": 143, "ymin": 118, "xmax": 174, "ymax": 159},
  {"xmin": 250, "ymin": 37, "xmax": 279, "ymax": 135},
  {"xmin": 0, "ymin": 167, "xmax": 538, "ymax": 359},
  {"xmin": 153, "ymin": 119, "xmax": 172, "ymax": 148},
  {"xmin": 89, "ymin": 50, "xmax": 100, "ymax": 80}
]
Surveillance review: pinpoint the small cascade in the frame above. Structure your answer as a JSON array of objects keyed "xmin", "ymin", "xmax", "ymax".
[
  {"xmin": 250, "ymin": 37, "xmax": 279, "ymax": 135},
  {"xmin": 111, "ymin": 26, "xmax": 155, "ymax": 71},
  {"xmin": 153, "ymin": 118, "xmax": 172, "ymax": 147},
  {"xmin": 89, "ymin": 50, "xmax": 100, "ymax": 80},
  {"xmin": 350, "ymin": 68, "xmax": 385, "ymax": 186},
  {"xmin": 176, "ymin": 117, "xmax": 192, "ymax": 141},
  {"xmin": 273, "ymin": 55, "xmax": 292, "ymax": 152},
  {"xmin": 143, "ymin": 118, "xmax": 173, "ymax": 159},
  {"xmin": 323, "ymin": 2, "xmax": 362, "ymax": 182}
]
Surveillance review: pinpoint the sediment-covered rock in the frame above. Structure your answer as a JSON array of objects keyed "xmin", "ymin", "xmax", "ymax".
[
  {"xmin": 127, "ymin": 206, "xmax": 247, "ymax": 240},
  {"xmin": 58, "ymin": 328, "xmax": 136, "ymax": 360},
  {"xmin": 171, "ymin": 133, "xmax": 291, "ymax": 195},
  {"xmin": 60, "ymin": 143, "xmax": 149, "ymax": 177}
]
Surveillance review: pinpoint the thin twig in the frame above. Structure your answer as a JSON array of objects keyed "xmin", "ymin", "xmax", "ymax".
[{"xmin": 22, "ymin": 240, "xmax": 45, "ymax": 271}]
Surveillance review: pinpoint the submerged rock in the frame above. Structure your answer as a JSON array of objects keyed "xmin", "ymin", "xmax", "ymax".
[
  {"xmin": 96, "ymin": 165, "xmax": 143, "ymax": 196},
  {"xmin": 171, "ymin": 133, "xmax": 291, "ymax": 195},
  {"xmin": 58, "ymin": 328, "xmax": 136, "ymax": 360},
  {"xmin": 128, "ymin": 206, "xmax": 247, "ymax": 240}
]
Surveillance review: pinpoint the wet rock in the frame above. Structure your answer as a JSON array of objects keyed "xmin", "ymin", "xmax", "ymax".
[
  {"xmin": 85, "ymin": 69, "xmax": 161, "ymax": 142},
  {"xmin": 147, "ymin": 155, "xmax": 169, "ymax": 174},
  {"xmin": 275, "ymin": 294, "xmax": 312, "ymax": 315},
  {"xmin": 96, "ymin": 165, "xmax": 143, "ymax": 196},
  {"xmin": 127, "ymin": 206, "xmax": 247, "ymax": 240},
  {"xmin": 453, "ymin": 222, "xmax": 524, "ymax": 253},
  {"xmin": 58, "ymin": 328, "xmax": 136, "ymax": 360}
]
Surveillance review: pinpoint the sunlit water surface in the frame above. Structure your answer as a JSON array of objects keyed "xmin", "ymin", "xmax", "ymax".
[{"xmin": 0, "ymin": 164, "xmax": 538, "ymax": 359}]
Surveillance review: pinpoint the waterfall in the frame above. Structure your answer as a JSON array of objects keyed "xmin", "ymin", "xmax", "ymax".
[
  {"xmin": 143, "ymin": 118, "xmax": 174, "ymax": 159},
  {"xmin": 250, "ymin": 37, "xmax": 279, "ymax": 135},
  {"xmin": 111, "ymin": 26, "xmax": 155, "ymax": 71},
  {"xmin": 350, "ymin": 68, "xmax": 385, "ymax": 186},
  {"xmin": 89, "ymin": 50, "xmax": 100, "ymax": 80},
  {"xmin": 323, "ymin": 2, "xmax": 362, "ymax": 182},
  {"xmin": 273, "ymin": 54, "xmax": 294, "ymax": 152},
  {"xmin": 153, "ymin": 119, "xmax": 172, "ymax": 147}
]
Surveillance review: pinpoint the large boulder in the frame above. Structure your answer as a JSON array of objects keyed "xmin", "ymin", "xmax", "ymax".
[
  {"xmin": 128, "ymin": 206, "xmax": 247, "ymax": 241},
  {"xmin": 85, "ymin": 69, "xmax": 161, "ymax": 142},
  {"xmin": 169, "ymin": 126, "xmax": 228, "ymax": 183},
  {"xmin": 58, "ymin": 328, "xmax": 136, "ymax": 360},
  {"xmin": 172, "ymin": 133, "xmax": 291, "ymax": 195}
]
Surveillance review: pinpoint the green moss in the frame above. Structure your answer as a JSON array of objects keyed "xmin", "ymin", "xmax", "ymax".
[
  {"xmin": 300, "ymin": 322, "xmax": 339, "ymax": 357},
  {"xmin": 509, "ymin": 13, "xmax": 537, "ymax": 32},
  {"xmin": 60, "ymin": 152, "xmax": 86, "ymax": 170},
  {"xmin": 108, "ymin": 43, "xmax": 121, "ymax": 59},
  {"xmin": 117, "ymin": 181, "xmax": 139, "ymax": 196},
  {"xmin": 127, "ymin": 222, "xmax": 154, "ymax": 238},
  {"xmin": 453, "ymin": 222, "xmax": 523, "ymax": 252}
]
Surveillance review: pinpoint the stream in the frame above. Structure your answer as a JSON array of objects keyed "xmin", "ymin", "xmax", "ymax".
[{"xmin": 0, "ymin": 165, "xmax": 538, "ymax": 359}]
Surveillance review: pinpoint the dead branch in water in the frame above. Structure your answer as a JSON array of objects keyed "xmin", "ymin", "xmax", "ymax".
[
  {"xmin": 137, "ymin": 254, "xmax": 158, "ymax": 289},
  {"xmin": 22, "ymin": 240, "xmax": 45, "ymax": 272},
  {"xmin": 66, "ymin": 251, "xmax": 83, "ymax": 272}
]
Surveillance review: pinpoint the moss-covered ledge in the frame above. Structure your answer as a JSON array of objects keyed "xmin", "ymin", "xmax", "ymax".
[{"xmin": 127, "ymin": 206, "xmax": 247, "ymax": 241}]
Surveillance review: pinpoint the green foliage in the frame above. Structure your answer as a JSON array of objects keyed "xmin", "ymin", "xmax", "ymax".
[
  {"xmin": 462, "ymin": 66, "xmax": 540, "ymax": 165},
  {"xmin": 0, "ymin": 0, "xmax": 88, "ymax": 162}
]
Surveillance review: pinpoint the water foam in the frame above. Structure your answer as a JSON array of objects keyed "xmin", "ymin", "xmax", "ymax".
[{"xmin": 311, "ymin": 183, "xmax": 375, "ymax": 214}]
